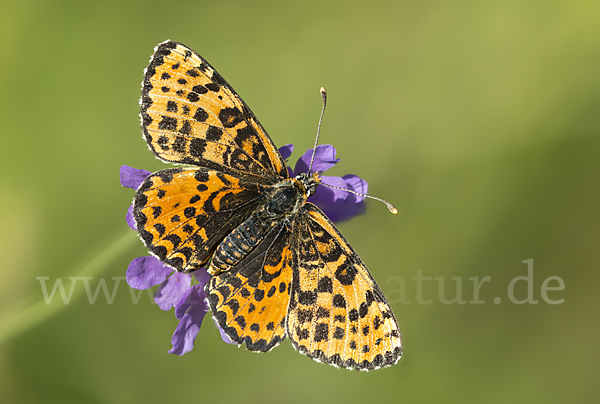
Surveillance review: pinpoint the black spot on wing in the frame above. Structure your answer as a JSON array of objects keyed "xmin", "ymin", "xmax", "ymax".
[
  {"xmin": 333, "ymin": 294, "xmax": 346, "ymax": 308},
  {"xmin": 166, "ymin": 100, "xmax": 177, "ymax": 112},
  {"xmin": 206, "ymin": 82, "xmax": 219, "ymax": 92},
  {"xmin": 254, "ymin": 288, "xmax": 264, "ymax": 302},
  {"xmin": 334, "ymin": 261, "xmax": 357, "ymax": 286},
  {"xmin": 219, "ymin": 107, "xmax": 243, "ymax": 128},
  {"xmin": 316, "ymin": 307, "xmax": 329, "ymax": 319},
  {"xmin": 317, "ymin": 276, "xmax": 333, "ymax": 293},
  {"xmin": 158, "ymin": 116, "xmax": 177, "ymax": 131},
  {"xmin": 194, "ymin": 107, "xmax": 208, "ymax": 122},
  {"xmin": 298, "ymin": 290, "xmax": 317, "ymax": 305},
  {"xmin": 333, "ymin": 327, "xmax": 345, "ymax": 339}
]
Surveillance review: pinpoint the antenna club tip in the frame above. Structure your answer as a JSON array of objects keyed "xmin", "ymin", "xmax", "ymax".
[
  {"xmin": 384, "ymin": 201, "xmax": 398, "ymax": 215},
  {"xmin": 320, "ymin": 87, "xmax": 327, "ymax": 100}
]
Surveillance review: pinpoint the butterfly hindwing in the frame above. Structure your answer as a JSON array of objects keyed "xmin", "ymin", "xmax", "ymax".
[
  {"xmin": 206, "ymin": 220, "xmax": 293, "ymax": 352},
  {"xmin": 141, "ymin": 41, "xmax": 287, "ymax": 183},
  {"xmin": 287, "ymin": 203, "xmax": 402, "ymax": 370},
  {"xmin": 134, "ymin": 167, "xmax": 265, "ymax": 273}
]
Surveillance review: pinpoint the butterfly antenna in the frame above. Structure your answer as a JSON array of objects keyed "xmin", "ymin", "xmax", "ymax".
[
  {"xmin": 308, "ymin": 87, "xmax": 328, "ymax": 174},
  {"xmin": 307, "ymin": 87, "xmax": 398, "ymax": 215},
  {"xmin": 320, "ymin": 182, "xmax": 399, "ymax": 215}
]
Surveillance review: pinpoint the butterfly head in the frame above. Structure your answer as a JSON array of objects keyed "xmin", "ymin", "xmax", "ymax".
[{"xmin": 295, "ymin": 171, "xmax": 321, "ymax": 198}]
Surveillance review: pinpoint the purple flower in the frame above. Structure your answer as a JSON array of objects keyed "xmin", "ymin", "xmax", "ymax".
[
  {"xmin": 120, "ymin": 165, "xmax": 150, "ymax": 230},
  {"xmin": 120, "ymin": 165, "xmax": 151, "ymax": 190},
  {"xmin": 293, "ymin": 144, "xmax": 340, "ymax": 175},
  {"xmin": 125, "ymin": 256, "xmax": 218, "ymax": 355},
  {"xmin": 169, "ymin": 282, "xmax": 209, "ymax": 355},
  {"xmin": 120, "ymin": 143, "xmax": 367, "ymax": 354},
  {"xmin": 278, "ymin": 143, "xmax": 294, "ymax": 161},
  {"xmin": 292, "ymin": 145, "xmax": 367, "ymax": 223}
]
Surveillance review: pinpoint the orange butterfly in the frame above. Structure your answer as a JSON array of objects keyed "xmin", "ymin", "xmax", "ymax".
[{"xmin": 132, "ymin": 41, "xmax": 402, "ymax": 370}]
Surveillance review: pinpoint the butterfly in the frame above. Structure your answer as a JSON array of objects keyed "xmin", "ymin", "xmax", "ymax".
[{"xmin": 133, "ymin": 40, "xmax": 402, "ymax": 370}]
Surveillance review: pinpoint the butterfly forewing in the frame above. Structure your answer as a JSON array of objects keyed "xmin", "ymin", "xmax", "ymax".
[
  {"xmin": 141, "ymin": 41, "xmax": 288, "ymax": 182},
  {"xmin": 287, "ymin": 203, "xmax": 402, "ymax": 370},
  {"xmin": 134, "ymin": 167, "xmax": 265, "ymax": 273}
]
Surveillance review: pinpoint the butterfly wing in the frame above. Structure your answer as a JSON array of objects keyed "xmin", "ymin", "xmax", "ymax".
[
  {"xmin": 134, "ymin": 167, "xmax": 265, "ymax": 273},
  {"xmin": 141, "ymin": 40, "xmax": 288, "ymax": 183},
  {"xmin": 287, "ymin": 203, "xmax": 402, "ymax": 370},
  {"xmin": 206, "ymin": 221, "xmax": 293, "ymax": 351}
]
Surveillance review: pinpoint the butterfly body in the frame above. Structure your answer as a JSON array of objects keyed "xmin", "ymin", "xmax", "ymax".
[
  {"xmin": 208, "ymin": 176, "xmax": 307, "ymax": 275},
  {"xmin": 135, "ymin": 40, "xmax": 402, "ymax": 370}
]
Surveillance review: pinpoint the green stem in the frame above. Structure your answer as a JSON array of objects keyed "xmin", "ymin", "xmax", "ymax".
[{"xmin": 0, "ymin": 228, "xmax": 138, "ymax": 345}]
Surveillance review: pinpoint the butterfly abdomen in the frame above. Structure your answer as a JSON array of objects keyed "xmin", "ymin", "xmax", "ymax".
[{"xmin": 209, "ymin": 211, "xmax": 274, "ymax": 275}]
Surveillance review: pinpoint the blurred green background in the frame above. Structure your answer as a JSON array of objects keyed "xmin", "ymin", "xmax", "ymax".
[{"xmin": 1, "ymin": 0, "xmax": 598, "ymax": 403}]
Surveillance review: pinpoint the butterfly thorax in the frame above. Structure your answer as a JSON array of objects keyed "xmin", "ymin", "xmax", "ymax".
[
  {"xmin": 208, "ymin": 175, "xmax": 315, "ymax": 275},
  {"xmin": 265, "ymin": 176, "xmax": 312, "ymax": 215}
]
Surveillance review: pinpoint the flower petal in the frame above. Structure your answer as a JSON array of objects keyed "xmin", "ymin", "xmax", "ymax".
[
  {"xmin": 126, "ymin": 256, "xmax": 172, "ymax": 290},
  {"xmin": 126, "ymin": 205, "xmax": 136, "ymax": 230},
  {"xmin": 154, "ymin": 272, "xmax": 192, "ymax": 311},
  {"xmin": 168, "ymin": 300, "xmax": 209, "ymax": 355},
  {"xmin": 340, "ymin": 174, "xmax": 368, "ymax": 203},
  {"xmin": 193, "ymin": 267, "xmax": 210, "ymax": 287},
  {"xmin": 309, "ymin": 175, "xmax": 368, "ymax": 223},
  {"xmin": 120, "ymin": 165, "xmax": 151, "ymax": 190},
  {"xmin": 322, "ymin": 199, "xmax": 366, "ymax": 223},
  {"xmin": 278, "ymin": 144, "xmax": 294, "ymax": 161},
  {"xmin": 293, "ymin": 145, "xmax": 340, "ymax": 176},
  {"xmin": 175, "ymin": 284, "xmax": 206, "ymax": 320},
  {"xmin": 314, "ymin": 176, "xmax": 351, "ymax": 203}
]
